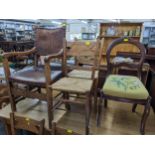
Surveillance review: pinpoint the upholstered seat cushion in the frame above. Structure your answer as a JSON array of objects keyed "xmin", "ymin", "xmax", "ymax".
[
  {"xmin": 9, "ymin": 66, "xmax": 62, "ymax": 87},
  {"xmin": 68, "ymin": 69, "xmax": 98, "ymax": 79},
  {"xmin": 103, "ymin": 75, "xmax": 149, "ymax": 100},
  {"xmin": 51, "ymin": 77, "xmax": 93, "ymax": 93}
]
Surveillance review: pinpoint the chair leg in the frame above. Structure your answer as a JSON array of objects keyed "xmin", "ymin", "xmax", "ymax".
[
  {"xmin": 140, "ymin": 97, "xmax": 151, "ymax": 135},
  {"xmin": 104, "ymin": 99, "xmax": 108, "ymax": 108},
  {"xmin": 38, "ymin": 87, "xmax": 41, "ymax": 93},
  {"xmin": 52, "ymin": 122, "xmax": 57, "ymax": 135},
  {"xmin": 93, "ymin": 79, "xmax": 98, "ymax": 114},
  {"xmin": 63, "ymin": 92, "xmax": 71, "ymax": 110},
  {"xmin": 97, "ymin": 91, "xmax": 103, "ymax": 127},
  {"xmin": 85, "ymin": 93, "xmax": 91, "ymax": 135},
  {"xmin": 47, "ymin": 88, "xmax": 53, "ymax": 129},
  {"xmin": 8, "ymin": 82, "xmax": 16, "ymax": 112},
  {"xmin": 132, "ymin": 104, "xmax": 137, "ymax": 112}
]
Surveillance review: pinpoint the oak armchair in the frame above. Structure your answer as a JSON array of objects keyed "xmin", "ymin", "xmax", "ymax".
[{"xmin": 3, "ymin": 27, "xmax": 65, "ymax": 129}]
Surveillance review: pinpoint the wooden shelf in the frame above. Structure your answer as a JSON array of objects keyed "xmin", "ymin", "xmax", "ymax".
[
  {"xmin": 100, "ymin": 22, "xmax": 143, "ymax": 62},
  {"xmin": 102, "ymin": 35, "xmax": 140, "ymax": 38}
]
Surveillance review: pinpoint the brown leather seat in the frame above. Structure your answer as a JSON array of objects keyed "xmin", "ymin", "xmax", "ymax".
[{"xmin": 9, "ymin": 66, "xmax": 62, "ymax": 87}]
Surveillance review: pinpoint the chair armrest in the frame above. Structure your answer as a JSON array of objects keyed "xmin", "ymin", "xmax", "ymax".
[
  {"xmin": 3, "ymin": 47, "xmax": 36, "ymax": 59},
  {"xmin": 44, "ymin": 49, "xmax": 63, "ymax": 63},
  {"xmin": 44, "ymin": 49, "xmax": 64, "ymax": 85}
]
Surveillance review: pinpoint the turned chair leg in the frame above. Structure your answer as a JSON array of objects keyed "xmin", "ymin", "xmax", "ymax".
[
  {"xmin": 97, "ymin": 91, "xmax": 103, "ymax": 127},
  {"xmin": 140, "ymin": 97, "xmax": 151, "ymax": 135},
  {"xmin": 85, "ymin": 93, "xmax": 92, "ymax": 135},
  {"xmin": 93, "ymin": 79, "xmax": 98, "ymax": 114},
  {"xmin": 132, "ymin": 104, "xmax": 137, "ymax": 112}
]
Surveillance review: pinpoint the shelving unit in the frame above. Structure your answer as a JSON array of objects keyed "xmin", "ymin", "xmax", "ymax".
[
  {"xmin": 141, "ymin": 23, "xmax": 155, "ymax": 47},
  {"xmin": 100, "ymin": 22, "xmax": 143, "ymax": 64},
  {"xmin": 0, "ymin": 20, "xmax": 36, "ymax": 41}
]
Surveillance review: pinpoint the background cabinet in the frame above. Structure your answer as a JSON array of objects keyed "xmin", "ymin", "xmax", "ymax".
[
  {"xmin": 100, "ymin": 22, "xmax": 143, "ymax": 64},
  {"xmin": 141, "ymin": 23, "xmax": 155, "ymax": 47}
]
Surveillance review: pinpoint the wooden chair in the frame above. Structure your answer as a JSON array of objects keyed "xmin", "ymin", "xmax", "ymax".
[
  {"xmin": 97, "ymin": 37, "xmax": 151, "ymax": 135},
  {"xmin": 10, "ymin": 112, "xmax": 45, "ymax": 135},
  {"xmin": 3, "ymin": 27, "xmax": 65, "ymax": 129},
  {"xmin": 65, "ymin": 39, "xmax": 104, "ymax": 112},
  {"xmin": 50, "ymin": 39, "xmax": 103, "ymax": 135}
]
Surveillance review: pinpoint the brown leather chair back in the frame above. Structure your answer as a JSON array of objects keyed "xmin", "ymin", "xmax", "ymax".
[{"xmin": 35, "ymin": 27, "xmax": 65, "ymax": 56}]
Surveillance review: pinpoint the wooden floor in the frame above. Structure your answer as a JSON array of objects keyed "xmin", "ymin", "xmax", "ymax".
[
  {"xmin": 57, "ymin": 100, "xmax": 155, "ymax": 135},
  {"xmin": 0, "ymin": 97, "xmax": 155, "ymax": 135}
]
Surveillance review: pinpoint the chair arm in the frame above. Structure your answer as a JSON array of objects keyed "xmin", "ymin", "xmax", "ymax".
[
  {"xmin": 2, "ymin": 47, "xmax": 36, "ymax": 59},
  {"xmin": 44, "ymin": 49, "xmax": 63, "ymax": 63}
]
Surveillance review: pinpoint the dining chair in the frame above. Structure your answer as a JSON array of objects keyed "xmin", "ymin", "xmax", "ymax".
[
  {"xmin": 49, "ymin": 38, "xmax": 103, "ymax": 134},
  {"xmin": 97, "ymin": 37, "xmax": 151, "ymax": 134},
  {"xmin": 65, "ymin": 38, "xmax": 104, "ymax": 113}
]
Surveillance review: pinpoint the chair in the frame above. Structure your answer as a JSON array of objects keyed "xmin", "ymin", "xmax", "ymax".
[
  {"xmin": 65, "ymin": 39, "xmax": 104, "ymax": 112},
  {"xmin": 10, "ymin": 112, "xmax": 45, "ymax": 135},
  {"xmin": 3, "ymin": 27, "xmax": 65, "ymax": 129},
  {"xmin": 50, "ymin": 39, "xmax": 102, "ymax": 135},
  {"xmin": 97, "ymin": 37, "xmax": 151, "ymax": 135}
]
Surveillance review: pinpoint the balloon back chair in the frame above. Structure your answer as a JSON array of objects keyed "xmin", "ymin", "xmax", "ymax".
[{"xmin": 97, "ymin": 37, "xmax": 151, "ymax": 134}]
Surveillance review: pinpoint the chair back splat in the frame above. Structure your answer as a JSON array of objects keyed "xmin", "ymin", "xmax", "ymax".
[
  {"xmin": 106, "ymin": 37, "xmax": 146, "ymax": 79},
  {"xmin": 63, "ymin": 39, "xmax": 103, "ymax": 80}
]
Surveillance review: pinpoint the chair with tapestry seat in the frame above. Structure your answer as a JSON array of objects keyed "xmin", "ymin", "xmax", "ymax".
[
  {"xmin": 65, "ymin": 39, "xmax": 104, "ymax": 113},
  {"xmin": 3, "ymin": 27, "xmax": 65, "ymax": 129},
  {"xmin": 97, "ymin": 37, "xmax": 151, "ymax": 135},
  {"xmin": 49, "ymin": 38, "xmax": 103, "ymax": 135},
  {"xmin": 10, "ymin": 112, "xmax": 45, "ymax": 135}
]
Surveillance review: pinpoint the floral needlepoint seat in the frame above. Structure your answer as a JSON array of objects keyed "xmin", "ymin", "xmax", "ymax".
[{"xmin": 103, "ymin": 75, "xmax": 149, "ymax": 100}]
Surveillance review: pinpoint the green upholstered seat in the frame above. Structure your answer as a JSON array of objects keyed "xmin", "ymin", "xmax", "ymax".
[{"xmin": 103, "ymin": 75, "xmax": 149, "ymax": 100}]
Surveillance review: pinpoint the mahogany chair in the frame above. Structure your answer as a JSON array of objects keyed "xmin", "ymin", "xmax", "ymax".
[
  {"xmin": 3, "ymin": 27, "xmax": 65, "ymax": 129},
  {"xmin": 97, "ymin": 37, "xmax": 151, "ymax": 134},
  {"xmin": 50, "ymin": 39, "xmax": 103, "ymax": 135},
  {"xmin": 10, "ymin": 112, "xmax": 45, "ymax": 135}
]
